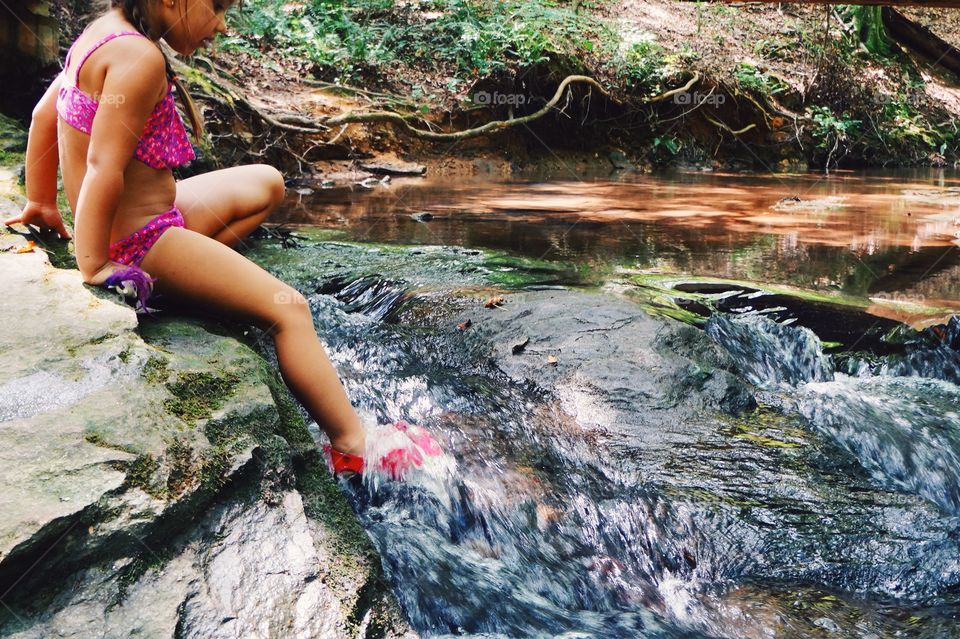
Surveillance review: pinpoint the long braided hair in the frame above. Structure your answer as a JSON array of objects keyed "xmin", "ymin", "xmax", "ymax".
[{"xmin": 110, "ymin": 0, "xmax": 205, "ymax": 143}]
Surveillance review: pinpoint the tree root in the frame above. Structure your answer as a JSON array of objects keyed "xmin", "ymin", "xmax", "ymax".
[
  {"xmin": 320, "ymin": 72, "xmax": 706, "ymax": 141},
  {"xmin": 646, "ymin": 72, "xmax": 701, "ymax": 104},
  {"xmin": 178, "ymin": 54, "xmax": 756, "ymax": 169},
  {"xmin": 322, "ymin": 75, "xmax": 616, "ymax": 141},
  {"xmin": 704, "ymin": 115, "xmax": 757, "ymax": 136},
  {"xmin": 180, "ymin": 55, "xmax": 707, "ymax": 149},
  {"xmin": 171, "ymin": 54, "xmax": 328, "ymax": 134}
]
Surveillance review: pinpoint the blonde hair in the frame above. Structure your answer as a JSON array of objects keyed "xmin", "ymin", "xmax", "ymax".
[{"xmin": 110, "ymin": 0, "xmax": 205, "ymax": 143}]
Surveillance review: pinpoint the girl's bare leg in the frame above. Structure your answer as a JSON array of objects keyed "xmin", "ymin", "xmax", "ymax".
[
  {"xmin": 174, "ymin": 164, "xmax": 286, "ymax": 248},
  {"xmin": 140, "ymin": 227, "xmax": 365, "ymax": 455}
]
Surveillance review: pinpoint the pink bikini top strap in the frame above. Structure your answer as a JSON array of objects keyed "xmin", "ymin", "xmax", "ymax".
[{"xmin": 71, "ymin": 30, "xmax": 148, "ymax": 84}]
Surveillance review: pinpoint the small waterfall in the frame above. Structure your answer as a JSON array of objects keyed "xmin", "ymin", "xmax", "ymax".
[
  {"xmin": 799, "ymin": 376, "xmax": 960, "ymax": 515},
  {"xmin": 706, "ymin": 312, "xmax": 960, "ymax": 517},
  {"xmin": 705, "ymin": 313, "xmax": 834, "ymax": 388},
  {"xmin": 878, "ymin": 316, "xmax": 960, "ymax": 383},
  {"xmin": 320, "ymin": 275, "xmax": 410, "ymax": 322}
]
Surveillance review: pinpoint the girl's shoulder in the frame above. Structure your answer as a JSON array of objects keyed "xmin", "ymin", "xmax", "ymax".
[{"xmin": 68, "ymin": 16, "xmax": 166, "ymax": 82}]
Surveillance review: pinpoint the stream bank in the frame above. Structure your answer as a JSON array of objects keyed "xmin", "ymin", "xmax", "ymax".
[{"xmin": 9, "ymin": 0, "xmax": 960, "ymax": 182}]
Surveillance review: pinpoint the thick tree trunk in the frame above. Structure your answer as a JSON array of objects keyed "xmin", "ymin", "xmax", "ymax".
[
  {"xmin": 696, "ymin": 1, "xmax": 960, "ymax": 77},
  {"xmin": 882, "ymin": 6, "xmax": 960, "ymax": 77}
]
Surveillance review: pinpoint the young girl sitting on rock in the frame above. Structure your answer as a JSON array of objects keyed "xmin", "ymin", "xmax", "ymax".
[{"xmin": 7, "ymin": 0, "xmax": 441, "ymax": 481}]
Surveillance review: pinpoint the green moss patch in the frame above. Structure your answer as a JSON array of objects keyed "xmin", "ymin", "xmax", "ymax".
[
  {"xmin": 296, "ymin": 452, "xmax": 378, "ymax": 563},
  {"xmin": 164, "ymin": 371, "xmax": 242, "ymax": 422},
  {"xmin": 123, "ymin": 454, "xmax": 166, "ymax": 499},
  {"xmin": 721, "ymin": 408, "xmax": 807, "ymax": 450},
  {"xmin": 141, "ymin": 355, "xmax": 171, "ymax": 384},
  {"xmin": 83, "ymin": 430, "xmax": 140, "ymax": 456},
  {"xmin": 254, "ymin": 360, "xmax": 315, "ymax": 452}
]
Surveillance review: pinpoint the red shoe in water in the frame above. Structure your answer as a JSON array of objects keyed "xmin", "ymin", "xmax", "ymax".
[{"xmin": 323, "ymin": 420, "xmax": 444, "ymax": 480}]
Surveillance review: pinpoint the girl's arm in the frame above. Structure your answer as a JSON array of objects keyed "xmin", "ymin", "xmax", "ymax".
[
  {"xmin": 73, "ymin": 41, "xmax": 167, "ymax": 282},
  {"xmin": 3, "ymin": 76, "xmax": 72, "ymax": 239}
]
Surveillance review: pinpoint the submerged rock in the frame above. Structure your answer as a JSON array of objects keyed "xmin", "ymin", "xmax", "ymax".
[{"xmin": 473, "ymin": 289, "xmax": 758, "ymax": 422}]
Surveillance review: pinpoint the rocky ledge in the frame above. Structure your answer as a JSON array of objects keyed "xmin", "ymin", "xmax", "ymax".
[{"xmin": 0, "ymin": 188, "xmax": 413, "ymax": 637}]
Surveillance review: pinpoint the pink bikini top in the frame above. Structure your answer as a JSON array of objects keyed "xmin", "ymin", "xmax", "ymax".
[{"xmin": 56, "ymin": 30, "xmax": 196, "ymax": 170}]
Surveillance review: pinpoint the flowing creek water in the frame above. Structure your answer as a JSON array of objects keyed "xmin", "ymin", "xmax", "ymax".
[{"xmin": 248, "ymin": 169, "xmax": 960, "ymax": 638}]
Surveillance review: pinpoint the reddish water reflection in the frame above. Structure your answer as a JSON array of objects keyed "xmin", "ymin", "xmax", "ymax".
[{"xmin": 275, "ymin": 170, "xmax": 960, "ymax": 305}]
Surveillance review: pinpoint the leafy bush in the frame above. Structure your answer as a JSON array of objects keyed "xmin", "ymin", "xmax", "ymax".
[
  {"xmin": 806, "ymin": 105, "xmax": 860, "ymax": 152},
  {"xmin": 621, "ymin": 39, "xmax": 664, "ymax": 89},
  {"xmin": 734, "ymin": 62, "xmax": 786, "ymax": 96},
  {"xmin": 879, "ymin": 97, "xmax": 953, "ymax": 154},
  {"xmin": 229, "ymin": 0, "xmax": 610, "ymax": 83}
]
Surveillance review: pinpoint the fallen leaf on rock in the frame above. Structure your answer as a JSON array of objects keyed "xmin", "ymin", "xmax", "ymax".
[
  {"xmin": 511, "ymin": 336, "xmax": 530, "ymax": 354},
  {"xmin": 547, "ymin": 355, "xmax": 558, "ymax": 365},
  {"xmin": 485, "ymin": 296, "xmax": 504, "ymax": 309},
  {"xmin": 16, "ymin": 241, "xmax": 35, "ymax": 254},
  {"xmin": 457, "ymin": 319, "xmax": 472, "ymax": 331}
]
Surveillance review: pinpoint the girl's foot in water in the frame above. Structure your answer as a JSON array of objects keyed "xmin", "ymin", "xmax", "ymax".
[{"xmin": 323, "ymin": 420, "xmax": 445, "ymax": 481}]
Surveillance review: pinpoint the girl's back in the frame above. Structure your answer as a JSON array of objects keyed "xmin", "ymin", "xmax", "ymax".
[{"xmin": 57, "ymin": 11, "xmax": 177, "ymax": 242}]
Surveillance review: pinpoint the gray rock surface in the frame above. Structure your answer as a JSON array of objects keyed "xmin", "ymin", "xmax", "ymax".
[
  {"xmin": 0, "ymin": 199, "xmax": 414, "ymax": 637},
  {"xmin": 470, "ymin": 289, "xmax": 757, "ymax": 437}
]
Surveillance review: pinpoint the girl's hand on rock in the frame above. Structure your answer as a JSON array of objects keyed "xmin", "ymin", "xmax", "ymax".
[
  {"xmin": 86, "ymin": 261, "xmax": 135, "ymax": 287},
  {"xmin": 4, "ymin": 201, "xmax": 72, "ymax": 239}
]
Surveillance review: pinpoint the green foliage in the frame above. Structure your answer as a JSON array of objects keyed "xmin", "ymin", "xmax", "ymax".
[
  {"xmin": 621, "ymin": 39, "xmax": 664, "ymax": 89},
  {"xmin": 805, "ymin": 93, "xmax": 955, "ymax": 166},
  {"xmin": 806, "ymin": 105, "xmax": 861, "ymax": 152},
  {"xmin": 880, "ymin": 98, "xmax": 948, "ymax": 150},
  {"xmin": 230, "ymin": 0, "xmax": 609, "ymax": 83},
  {"xmin": 652, "ymin": 135, "xmax": 679, "ymax": 156},
  {"xmin": 649, "ymin": 134, "xmax": 682, "ymax": 167},
  {"xmin": 734, "ymin": 62, "xmax": 786, "ymax": 96},
  {"xmin": 615, "ymin": 37, "xmax": 696, "ymax": 95},
  {"xmin": 0, "ymin": 149, "xmax": 24, "ymax": 167}
]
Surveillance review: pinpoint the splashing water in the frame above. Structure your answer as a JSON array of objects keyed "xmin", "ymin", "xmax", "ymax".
[{"xmin": 250, "ymin": 237, "xmax": 960, "ymax": 638}]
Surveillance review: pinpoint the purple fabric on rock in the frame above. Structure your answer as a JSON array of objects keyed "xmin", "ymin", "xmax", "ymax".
[{"xmin": 103, "ymin": 266, "xmax": 155, "ymax": 312}]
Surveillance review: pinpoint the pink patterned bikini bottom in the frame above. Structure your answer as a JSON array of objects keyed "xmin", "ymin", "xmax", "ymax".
[{"xmin": 108, "ymin": 206, "xmax": 184, "ymax": 268}]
